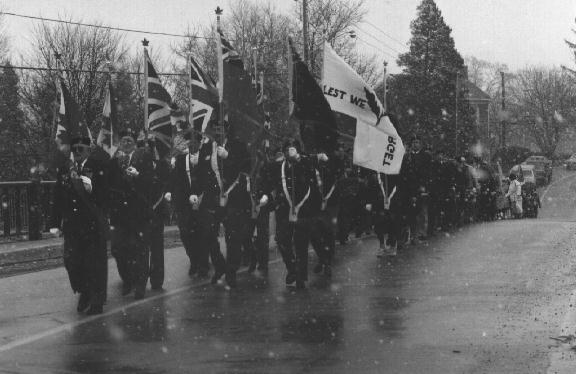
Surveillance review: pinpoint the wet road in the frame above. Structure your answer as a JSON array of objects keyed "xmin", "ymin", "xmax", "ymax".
[{"xmin": 2, "ymin": 170, "xmax": 576, "ymax": 373}]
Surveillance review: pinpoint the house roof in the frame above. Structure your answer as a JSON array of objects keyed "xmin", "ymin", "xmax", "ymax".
[{"xmin": 463, "ymin": 80, "xmax": 491, "ymax": 102}]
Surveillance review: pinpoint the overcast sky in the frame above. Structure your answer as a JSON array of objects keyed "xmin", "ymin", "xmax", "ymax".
[{"xmin": 3, "ymin": 0, "xmax": 575, "ymax": 74}]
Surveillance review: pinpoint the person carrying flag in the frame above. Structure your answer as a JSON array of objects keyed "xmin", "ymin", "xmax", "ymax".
[
  {"xmin": 109, "ymin": 129, "xmax": 154, "ymax": 300},
  {"xmin": 262, "ymin": 138, "xmax": 327, "ymax": 289},
  {"xmin": 50, "ymin": 136, "xmax": 109, "ymax": 315}
]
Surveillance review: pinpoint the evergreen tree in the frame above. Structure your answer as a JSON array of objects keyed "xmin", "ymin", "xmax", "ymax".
[
  {"xmin": 387, "ymin": 0, "xmax": 476, "ymax": 156},
  {"xmin": 0, "ymin": 63, "xmax": 28, "ymax": 180}
]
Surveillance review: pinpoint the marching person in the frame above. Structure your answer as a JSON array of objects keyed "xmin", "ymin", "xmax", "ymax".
[
  {"xmin": 220, "ymin": 137, "xmax": 252, "ymax": 288},
  {"xmin": 166, "ymin": 133, "xmax": 207, "ymax": 278},
  {"xmin": 50, "ymin": 136, "xmax": 109, "ymax": 315},
  {"xmin": 336, "ymin": 167, "xmax": 360, "ymax": 245},
  {"xmin": 262, "ymin": 139, "xmax": 326, "ymax": 289},
  {"xmin": 109, "ymin": 129, "xmax": 154, "ymax": 300},
  {"xmin": 310, "ymin": 153, "xmax": 341, "ymax": 277},
  {"xmin": 146, "ymin": 137, "xmax": 170, "ymax": 291},
  {"xmin": 247, "ymin": 148, "xmax": 283, "ymax": 275},
  {"xmin": 197, "ymin": 133, "xmax": 228, "ymax": 285},
  {"xmin": 366, "ymin": 172, "xmax": 402, "ymax": 257}
]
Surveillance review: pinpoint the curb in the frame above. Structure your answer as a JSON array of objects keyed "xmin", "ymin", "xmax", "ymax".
[{"xmin": 0, "ymin": 226, "xmax": 182, "ymax": 273}]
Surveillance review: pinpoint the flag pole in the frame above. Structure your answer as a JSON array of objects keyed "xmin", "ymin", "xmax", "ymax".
[
  {"xmin": 215, "ymin": 6, "xmax": 224, "ymax": 145},
  {"xmin": 142, "ymin": 39, "xmax": 149, "ymax": 136},
  {"xmin": 105, "ymin": 60, "xmax": 113, "ymax": 152},
  {"xmin": 187, "ymin": 53, "xmax": 194, "ymax": 137},
  {"xmin": 383, "ymin": 60, "xmax": 389, "ymax": 193}
]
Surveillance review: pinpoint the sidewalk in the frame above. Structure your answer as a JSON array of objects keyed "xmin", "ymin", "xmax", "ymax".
[
  {"xmin": 0, "ymin": 221, "xmax": 278, "ymax": 277},
  {"xmin": 0, "ymin": 226, "xmax": 181, "ymax": 277}
]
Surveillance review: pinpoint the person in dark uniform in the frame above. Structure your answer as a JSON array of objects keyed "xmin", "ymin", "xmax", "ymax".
[
  {"xmin": 336, "ymin": 167, "xmax": 360, "ymax": 244},
  {"xmin": 220, "ymin": 137, "xmax": 252, "ymax": 288},
  {"xmin": 146, "ymin": 137, "xmax": 170, "ymax": 290},
  {"xmin": 365, "ymin": 172, "xmax": 402, "ymax": 256},
  {"xmin": 50, "ymin": 136, "xmax": 109, "ymax": 315},
  {"xmin": 247, "ymin": 148, "xmax": 282, "ymax": 275},
  {"xmin": 109, "ymin": 129, "xmax": 154, "ymax": 300},
  {"xmin": 472, "ymin": 156, "xmax": 498, "ymax": 222},
  {"xmin": 166, "ymin": 134, "xmax": 206, "ymax": 278},
  {"xmin": 310, "ymin": 154, "xmax": 341, "ymax": 276},
  {"xmin": 262, "ymin": 139, "xmax": 326, "ymax": 289},
  {"xmin": 197, "ymin": 136, "xmax": 228, "ymax": 285},
  {"xmin": 403, "ymin": 135, "xmax": 433, "ymax": 243}
]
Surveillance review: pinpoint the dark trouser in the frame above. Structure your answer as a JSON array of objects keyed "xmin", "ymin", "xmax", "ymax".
[
  {"xmin": 337, "ymin": 197, "xmax": 356, "ymax": 243},
  {"xmin": 224, "ymin": 207, "xmax": 250, "ymax": 273},
  {"xmin": 111, "ymin": 222, "xmax": 150, "ymax": 294},
  {"xmin": 427, "ymin": 197, "xmax": 441, "ymax": 236},
  {"xmin": 373, "ymin": 209, "xmax": 399, "ymax": 247},
  {"xmin": 275, "ymin": 210, "xmax": 312, "ymax": 283},
  {"xmin": 198, "ymin": 208, "xmax": 226, "ymax": 275},
  {"xmin": 310, "ymin": 206, "xmax": 337, "ymax": 265},
  {"xmin": 64, "ymin": 225, "xmax": 107, "ymax": 307},
  {"xmin": 253, "ymin": 209, "xmax": 270, "ymax": 270},
  {"xmin": 149, "ymin": 209, "xmax": 165, "ymax": 288},
  {"xmin": 176, "ymin": 208, "xmax": 202, "ymax": 272}
]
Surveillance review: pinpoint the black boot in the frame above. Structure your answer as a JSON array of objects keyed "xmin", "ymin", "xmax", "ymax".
[
  {"xmin": 226, "ymin": 271, "xmax": 237, "ymax": 288},
  {"xmin": 77, "ymin": 293, "xmax": 90, "ymax": 313}
]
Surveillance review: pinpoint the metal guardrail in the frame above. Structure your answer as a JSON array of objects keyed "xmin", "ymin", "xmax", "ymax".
[{"xmin": 0, "ymin": 180, "xmax": 55, "ymax": 240}]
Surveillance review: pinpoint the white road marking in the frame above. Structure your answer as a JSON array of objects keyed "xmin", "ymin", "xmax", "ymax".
[
  {"xmin": 0, "ymin": 235, "xmax": 371, "ymax": 353},
  {"xmin": 0, "ymin": 257, "xmax": 280, "ymax": 354}
]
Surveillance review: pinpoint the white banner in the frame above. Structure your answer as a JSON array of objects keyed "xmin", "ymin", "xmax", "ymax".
[{"xmin": 322, "ymin": 42, "xmax": 405, "ymax": 174}]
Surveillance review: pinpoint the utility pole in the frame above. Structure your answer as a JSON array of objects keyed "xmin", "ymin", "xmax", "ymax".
[
  {"xmin": 383, "ymin": 61, "xmax": 388, "ymax": 112},
  {"xmin": 500, "ymin": 71, "xmax": 506, "ymax": 148},
  {"xmin": 302, "ymin": 0, "xmax": 309, "ymax": 67},
  {"xmin": 455, "ymin": 70, "xmax": 459, "ymax": 156}
]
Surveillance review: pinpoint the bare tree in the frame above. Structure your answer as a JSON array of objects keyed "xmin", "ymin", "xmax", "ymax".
[
  {"xmin": 507, "ymin": 67, "xmax": 576, "ymax": 156},
  {"xmin": 21, "ymin": 18, "xmax": 128, "ymax": 136}
]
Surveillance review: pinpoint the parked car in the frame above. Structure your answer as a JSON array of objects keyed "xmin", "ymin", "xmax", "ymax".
[
  {"xmin": 566, "ymin": 154, "xmax": 576, "ymax": 171},
  {"xmin": 509, "ymin": 164, "xmax": 536, "ymax": 185},
  {"xmin": 523, "ymin": 155, "xmax": 552, "ymax": 184}
]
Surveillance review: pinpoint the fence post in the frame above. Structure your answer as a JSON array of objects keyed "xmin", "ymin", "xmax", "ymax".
[
  {"xmin": 28, "ymin": 181, "xmax": 41, "ymax": 240},
  {"xmin": 1, "ymin": 189, "xmax": 10, "ymax": 237}
]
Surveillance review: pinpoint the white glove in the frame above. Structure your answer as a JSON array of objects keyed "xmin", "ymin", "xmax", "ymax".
[
  {"xmin": 189, "ymin": 152, "xmax": 199, "ymax": 166},
  {"xmin": 49, "ymin": 228, "xmax": 61, "ymax": 236},
  {"xmin": 126, "ymin": 166, "xmax": 139, "ymax": 177},
  {"xmin": 365, "ymin": 204, "xmax": 372, "ymax": 212},
  {"xmin": 317, "ymin": 153, "xmax": 328, "ymax": 162},
  {"xmin": 164, "ymin": 192, "xmax": 172, "ymax": 202},
  {"xmin": 217, "ymin": 146, "xmax": 229, "ymax": 159},
  {"xmin": 80, "ymin": 175, "xmax": 92, "ymax": 193},
  {"xmin": 259, "ymin": 194, "xmax": 269, "ymax": 206},
  {"xmin": 170, "ymin": 157, "xmax": 176, "ymax": 168},
  {"xmin": 189, "ymin": 194, "xmax": 199, "ymax": 205}
]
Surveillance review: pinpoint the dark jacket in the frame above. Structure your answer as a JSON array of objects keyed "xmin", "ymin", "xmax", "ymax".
[
  {"xmin": 263, "ymin": 154, "xmax": 319, "ymax": 219},
  {"xmin": 51, "ymin": 155, "xmax": 109, "ymax": 235},
  {"xmin": 169, "ymin": 153, "xmax": 204, "ymax": 213},
  {"xmin": 109, "ymin": 148, "xmax": 154, "ymax": 227}
]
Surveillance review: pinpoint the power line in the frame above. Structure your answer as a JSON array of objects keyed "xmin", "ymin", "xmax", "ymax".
[
  {"xmin": 354, "ymin": 36, "xmax": 395, "ymax": 59},
  {"xmin": 0, "ymin": 64, "xmax": 186, "ymax": 76},
  {"xmin": 355, "ymin": 27, "xmax": 404, "ymax": 55},
  {"xmin": 1, "ymin": 12, "xmax": 209, "ymax": 40},
  {"xmin": 363, "ymin": 20, "xmax": 406, "ymax": 49}
]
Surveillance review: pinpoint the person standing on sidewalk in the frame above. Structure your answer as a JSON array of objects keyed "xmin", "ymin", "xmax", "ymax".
[
  {"xmin": 50, "ymin": 136, "xmax": 109, "ymax": 315},
  {"xmin": 403, "ymin": 135, "xmax": 433, "ymax": 243}
]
